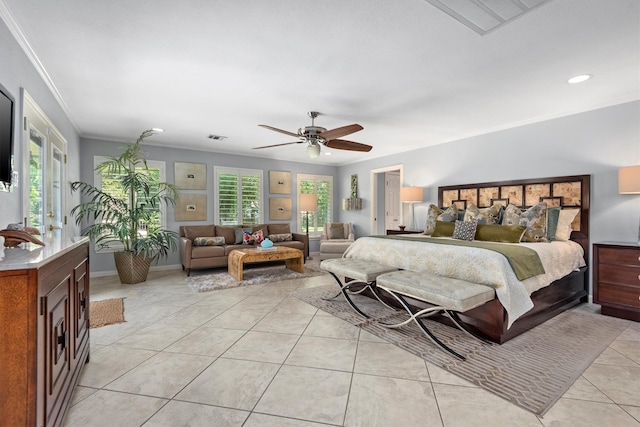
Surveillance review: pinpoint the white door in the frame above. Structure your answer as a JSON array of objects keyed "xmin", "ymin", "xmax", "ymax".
[{"xmin": 385, "ymin": 171, "xmax": 401, "ymax": 231}]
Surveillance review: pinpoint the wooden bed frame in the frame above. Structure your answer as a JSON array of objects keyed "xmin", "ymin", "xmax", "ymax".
[{"xmin": 375, "ymin": 174, "xmax": 591, "ymax": 344}]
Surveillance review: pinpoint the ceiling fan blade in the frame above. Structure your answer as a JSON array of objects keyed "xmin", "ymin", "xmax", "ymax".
[
  {"xmin": 319, "ymin": 124, "xmax": 363, "ymax": 141},
  {"xmin": 258, "ymin": 124, "xmax": 299, "ymax": 138},
  {"xmin": 325, "ymin": 139, "xmax": 372, "ymax": 152},
  {"xmin": 252, "ymin": 141, "xmax": 303, "ymax": 150}
]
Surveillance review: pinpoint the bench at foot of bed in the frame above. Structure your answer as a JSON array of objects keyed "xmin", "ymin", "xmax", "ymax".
[{"xmin": 376, "ymin": 270, "xmax": 496, "ymax": 360}]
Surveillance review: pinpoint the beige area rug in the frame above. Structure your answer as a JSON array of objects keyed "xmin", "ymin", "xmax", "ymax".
[
  {"xmin": 90, "ymin": 298, "xmax": 126, "ymax": 328},
  {"xmin": 187, "ymin": 264, "xmax": 325, "ymax": 293},
  {"xmin": 294, "ymin": 285, "xmax": 630, "ymax": 416}
]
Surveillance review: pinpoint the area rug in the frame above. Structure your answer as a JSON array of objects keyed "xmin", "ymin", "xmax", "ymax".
[
  {"xmin": 90, "ymin": 298, "xmax": 126, "ymax": 328},
  {"xmin": 187, "ymin": 264, "xmax": 325, "ymax": 293},
  {"xmin": 293, "ymin": 284, "xmax": 630, "ymax": 416}
]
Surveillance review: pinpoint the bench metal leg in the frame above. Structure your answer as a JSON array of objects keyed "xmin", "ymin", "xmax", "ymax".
[
  {"xmin": 379, "ymin": 290, "xmax": 466, "ymax": 360},
  {"xmin": 324, "ymin": 272, "xmax": 396, "ymax": 318},
  {"xmin": 445, "ymin": 310, "xmax": 494, "ymax": 345}
]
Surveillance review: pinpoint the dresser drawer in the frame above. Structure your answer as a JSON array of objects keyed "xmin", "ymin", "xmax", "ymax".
[
  {"xmin": 598, "ymin": 264, "xmax": 640, "ymax": 287},
  {"xmin": 596, "ymin": 282, "xmax": 640, "ymax": 308},
  {"xmin": 598, "ymin": 247, "xmax": 640, "ymax": 267}
]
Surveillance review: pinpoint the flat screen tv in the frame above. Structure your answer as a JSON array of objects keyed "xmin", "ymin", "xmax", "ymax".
[{"xmin": 0, "ymin": 83, "xmax": 15, "ymax": 186}]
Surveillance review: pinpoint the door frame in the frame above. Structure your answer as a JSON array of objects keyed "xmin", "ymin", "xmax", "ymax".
[{"xmin": 370, "ymin": 164, "xmax": 403, "ymax": 235}]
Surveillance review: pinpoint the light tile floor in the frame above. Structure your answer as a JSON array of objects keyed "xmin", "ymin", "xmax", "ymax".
[{"xmin": 63, "ymin": 257, "xmax": 640, "ymax": 427}]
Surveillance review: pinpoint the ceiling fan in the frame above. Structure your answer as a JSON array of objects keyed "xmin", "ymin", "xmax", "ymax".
[{"xmin": 254, "ymin": 111, "xmax": 372, "ymax": 158}]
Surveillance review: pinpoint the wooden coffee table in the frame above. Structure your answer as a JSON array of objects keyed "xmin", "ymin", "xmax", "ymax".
[{"xmin": 228, "ymin": 246, "xmax": 304, "ymax": 281}]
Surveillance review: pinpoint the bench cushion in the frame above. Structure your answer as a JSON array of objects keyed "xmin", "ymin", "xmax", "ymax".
[
  {"xmin": 321, "ymin": 258, "xmax": 397, "ymax": 282},
  {"xmin": 377, "ymin": 271, "xmax": 495, "ymax": 312}
]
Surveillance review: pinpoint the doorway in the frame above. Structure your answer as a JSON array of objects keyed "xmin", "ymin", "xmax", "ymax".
[{"xmin": 370, "ymin": 164, "xmax": 403, "ymax": 235}]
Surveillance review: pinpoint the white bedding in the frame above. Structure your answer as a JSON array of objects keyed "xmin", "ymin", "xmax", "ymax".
[{"xmin": 342, "ymin": 236, "xmax": 586, "ymax": 327}]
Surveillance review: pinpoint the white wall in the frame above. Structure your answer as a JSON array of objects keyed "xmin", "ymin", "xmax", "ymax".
[{"xmin": 337, "ymin": 100, "xmax": 640, "ymax": 293}]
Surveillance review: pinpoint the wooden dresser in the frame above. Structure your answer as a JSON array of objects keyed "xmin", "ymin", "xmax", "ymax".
[
  {"xmin": 593, "ymin": 241, "xmax": 640, "ymax": 322},
  {"xmin": 0, "ymin": 237, "xmax": 90, "ymax": 427}
]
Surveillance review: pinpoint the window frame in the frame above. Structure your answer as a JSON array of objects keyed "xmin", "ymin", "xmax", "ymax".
[
  {"xmin": 92, "ymin": 155, "xmax": 167, "ymax": 252},
  {"xmin": 214, "ymin": 166, "xmax": 264, "ymax": 226}
]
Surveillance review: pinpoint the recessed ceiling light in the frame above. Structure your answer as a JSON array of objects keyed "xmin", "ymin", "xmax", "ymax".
[
  {"xmin": 324, "ymin": 152, "xmax": 332, "ymax": 156},
  {"xmin": 568, "ymin": 74, "xmax": 591, "ymax": 84},
  {"xmin": 151, "ymin": 128, "xmax": 165, "ymax": 133}
]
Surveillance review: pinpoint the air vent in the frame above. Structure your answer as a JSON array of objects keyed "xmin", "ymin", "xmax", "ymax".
[
  {"xmin": 208, "ymin": 134, "xmax": 227, "ymax": 141},
  {"xmin": 423, "ymin": 0, "xmax": 553, "ymax": 35}
]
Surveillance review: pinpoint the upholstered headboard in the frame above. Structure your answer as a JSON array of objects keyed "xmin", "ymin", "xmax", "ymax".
[{"xmin": 438, "ymin": 175, "xmax": 590, "ymax": 261}]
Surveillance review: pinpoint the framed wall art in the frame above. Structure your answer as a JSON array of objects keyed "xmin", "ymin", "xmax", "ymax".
[
  {"xmin": 269, "ymin": 171, "xmax": 291, "ymax": 194},
  {"xmin": 269, "ymin": 197, "xmax": 292, "ymax": 220},
  {"xmin": 175, "ymin": 162, "xmax": 206, "ymax": 190},
  {"xmin": 175, "ymin": 194, "xmax": 207, "ymax": 221}
]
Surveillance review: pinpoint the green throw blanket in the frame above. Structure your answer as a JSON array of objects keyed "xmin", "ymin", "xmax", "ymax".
[{"xmin": 372, "ymin": 235, "xmax": 545, "ymax": 281}]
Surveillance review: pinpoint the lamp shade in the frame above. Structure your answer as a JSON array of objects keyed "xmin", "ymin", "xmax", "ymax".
[
  {"xmin": 300, "ymin": 193, "xmax": 317, "ymax": 211},
  {"xmin": 400, "ymin": 186, "xmax": 423, "ymax": 202},
  {"xmin": 619, "ymin": 165, "xmax": 640, "ymax": 194}
]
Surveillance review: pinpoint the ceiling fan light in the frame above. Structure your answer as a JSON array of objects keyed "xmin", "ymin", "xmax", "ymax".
[{"xmin": 307, "ymin": 143, "xmax": 321, "ymax": 158}]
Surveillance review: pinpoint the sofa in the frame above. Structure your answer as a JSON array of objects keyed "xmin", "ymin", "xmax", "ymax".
[
  {"xmin": 179, "ymin": 223, "xmax": 308, "ymax": 276},
  {"xmin": 319, "ymin": 222, "xmax": 355, "ymax": 260}
]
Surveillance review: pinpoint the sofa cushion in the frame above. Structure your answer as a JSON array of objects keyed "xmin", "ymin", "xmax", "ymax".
[
  {"xmin": 191, "ymin": 245, "xmax": 225, "ymax": 258},
  {"xmin": 215, "ymin": 226, "xmax": 236, "ymax": 245},
  {"xmin": 183, "ymin": 225, "xmax": 215, "ymax": 239},
  {"xmin": 251, "ymin": 224, "xmax": 268, "ymax": 235},
  {"xmin": 268, "ymin": 223, "xmax": 290, "ymax": 235},
  {"xmin": 274, "ymin": 240, "xmax": 304, "ymax": 250}
]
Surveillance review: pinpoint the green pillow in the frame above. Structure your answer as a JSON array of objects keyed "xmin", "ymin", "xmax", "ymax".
[
  {"xmin": 431, "ymin": 221, "xmax": 455, "ymax": 237},
  {"xmin": 546, "ymin": 207, "xmax": 561, "ymax": 241},
  {"xmin": 475, "ymin": 224, "xmax": 527, "ymax": 243}
]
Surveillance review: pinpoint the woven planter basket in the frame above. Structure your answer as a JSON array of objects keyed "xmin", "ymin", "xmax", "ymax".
[{"xmin": 114, "ymin": 251, "xmax": 151, "ymax": 284}]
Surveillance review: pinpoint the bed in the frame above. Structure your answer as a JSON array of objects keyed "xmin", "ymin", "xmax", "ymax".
[{"xmin": 348, "ymin": 174, "xmax": 590, "ymax": 344}]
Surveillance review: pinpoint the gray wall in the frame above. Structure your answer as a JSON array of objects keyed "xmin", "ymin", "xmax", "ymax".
[
  {"xmin": 0, "ymin": 18, "xmax": 81, "ymax": 233},
  {"xmin": 78, "ymin": 138, "xmax": 337, "ymax": 273},
  {"xmin": 336, "ymin": 100, "xmax": 640, "ymax": 295}
]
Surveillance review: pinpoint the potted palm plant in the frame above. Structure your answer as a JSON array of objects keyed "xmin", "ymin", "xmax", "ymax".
[{"xmin": 71, "ymin": 129, "xmax": 179, "ymax": 284}]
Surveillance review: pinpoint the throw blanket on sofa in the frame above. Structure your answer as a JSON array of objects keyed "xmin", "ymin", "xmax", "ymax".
[{"xmin": 343, "ymin": 236, "xmax": 585, "ymax": 327}]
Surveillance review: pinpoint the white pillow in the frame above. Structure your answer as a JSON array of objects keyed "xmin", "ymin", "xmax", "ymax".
[{"xmin": 555, "ymin": 209, "xmax": 579, "ymax": 241}]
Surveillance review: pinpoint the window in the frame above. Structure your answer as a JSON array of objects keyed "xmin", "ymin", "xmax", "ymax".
[
  {"xmin": 94, "ymin": 156, "xmax": 166, "ymax": 250},
  {"xmin": 215, "ymin": 167, "xmax": 263, "ymax": 225},
  {"xmin": 298, "ymin": 174, "xmax": 333, "ymax": 235}
]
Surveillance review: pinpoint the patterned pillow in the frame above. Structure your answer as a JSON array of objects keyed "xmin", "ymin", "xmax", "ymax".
[
  {"xmin": 502, "ymin": 202, "xmax": 547, "ymax": 242},
  {"xmin": 252, "ymin": 229, "xmax": 264, "ymax": 244},
  {"xmin": 242, "ymin": 230, "xmax": 255, "ymax": 245},
  {"xmin": 193, "ymin": 236, "xmax": 225, "ymax": 246},
  {"xmin": 235, "ymin": 227, "xmax": 252, "ymax": 244},
  {"xmin": 464, "ymin": 203, "xmax": 503, "ymax": 225},
  {"xmin": 452, "ymin": 220, "xmax": 477, "ymax": 241},
  {"xmin": 424, "ymin": 204, "xmax": 458, "ymax": 235},
  {"xmin": 268, "ymin": 233, "xmax": 293, "ymax": 243}
]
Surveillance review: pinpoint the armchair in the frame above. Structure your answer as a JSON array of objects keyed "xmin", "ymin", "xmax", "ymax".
[{"xmin": 319, "ymin": 222, "xmax": 355, "ymax": 260}]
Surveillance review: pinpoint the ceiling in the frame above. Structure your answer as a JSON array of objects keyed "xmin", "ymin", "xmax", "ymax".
[{"xmin": 1, "ymin": 0, "xmax": 638, "ymax": 165}]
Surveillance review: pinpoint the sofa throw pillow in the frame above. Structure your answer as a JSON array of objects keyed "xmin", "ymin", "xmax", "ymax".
[
  {"xmin": 452, "ymin": 220, "xmax": 477, "ymax": 241},
  {"xmin": 193, "ymin": 236, "xmax": 225, "ymax": 246},
  {"xmin": 502, "ymin": 202, "xmax": 547, "ymax": 242},
  {"xmin": 252, "ymin": 229, "xmax": 264, "ymax": 244},
  {"xmin": 327, "ymin": 223, "xmax": 345, "ymax": 239},
  {"xmin": 464, "ymin": 203, "xmax": 503, "ymax": 225},
  {"xmin": 555, "ymin": 209, "xmax": 579, "ymax": 241},
  {"xmin": 268, "ymin": 233, "xmax": 293, "ymax": 243},
  {"xmin": 242, "ymin": 230, "xmax": 255, "ymax": 245},
  {"xmin": 431, "ymin": 220, "xmax": 455, "ymax": 237},
  {"xmin": 235, "ymin": 227, "xmax": 252, "ymax": 244},
  {"xmin": 475, "ymin": 224, "xmax": 527, "ymax": 243},
  {"xmin": 424, "ymin": 204, "xmax": 458, "ymax": 235}
]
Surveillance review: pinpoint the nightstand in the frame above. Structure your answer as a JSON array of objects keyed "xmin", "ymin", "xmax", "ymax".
[
  {"xmin": 386, "ymin": 229, "xmax": 424, "ymax": 235},
  {"xmin": 593, "ymin": 242, "xmax": 640, "ymax": 322}
]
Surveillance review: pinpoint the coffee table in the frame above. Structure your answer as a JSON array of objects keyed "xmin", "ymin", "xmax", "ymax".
[{"xmin": 228, "ymin": 246, "xmax": 304, "ymax": 281}]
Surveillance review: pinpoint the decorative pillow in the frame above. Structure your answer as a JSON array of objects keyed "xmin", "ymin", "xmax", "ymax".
[
  {"xmin": 555, "ymin": 209, "xmax": 579, "ymax": 241},
  {"xmin": 424, "ymin": 204, "xmax": 458, "ymax": 235},
  {"xmin": 268, "ymin": 233, "xmax": 293, "ymax": 242},
  {"xmin": 475, "ymin": 224, "xmax": 527, "ymax": 243},
  {"xmin": 503, "ymin": 202, "xmax": 547, "ymax": 242},
  {"xmin": 193, "ymin": 236, "xmax": 225, "ymax": 246},
  {"xmin": 235, "ymin": 227, "xmax": 252, "ymax": 244},
  {"xmin": 452, "ymin": 220, "xmax": 477, "ymax": 241},
  {"xmin": 546, "ymin": 207, "xmax": 561, "ymax": 241},
  {"xmin": 327, "ymin": 223, "xmax": 345, "ymax": 239},
  {"xmin": 242, "ymin": 230, "xmax": 255, "ymax": 245},
  {"xmin": 431, "ymin": 220, "xmax": 455, "ymax": 237},
  {"xmin": 464, "ymin": 203, "xmax": 503, "ymax": 225},
  {"xmin": 252, "ymin": 229, "xmax": 264, "ymax": 244}
]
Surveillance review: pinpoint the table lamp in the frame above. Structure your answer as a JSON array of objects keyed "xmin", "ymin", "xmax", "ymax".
[{"xmin": 400, "ymin": 186, "xmax": 423, "ymax": 230}]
